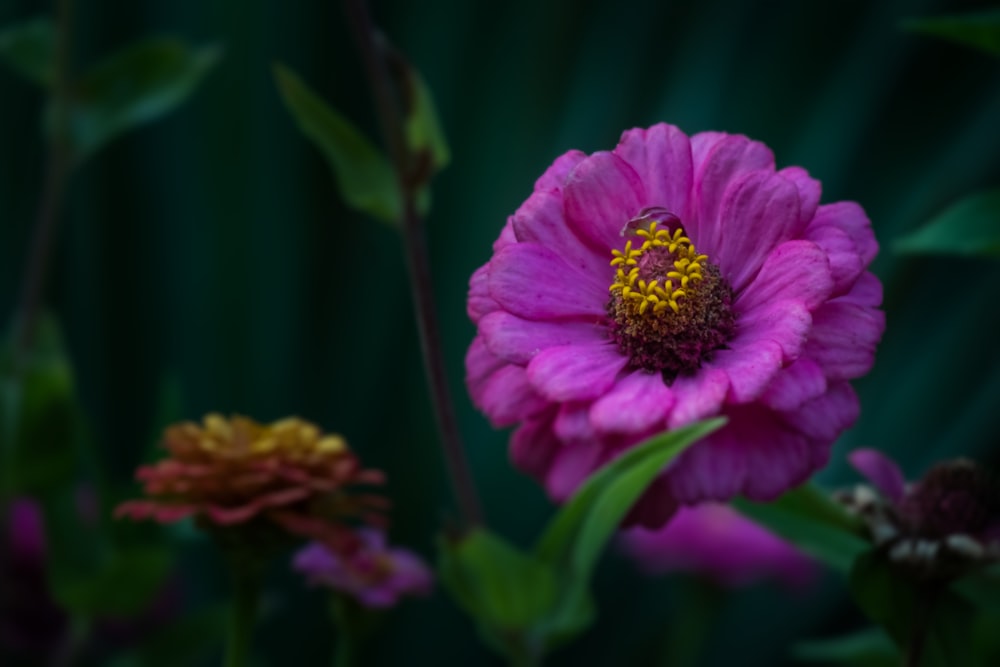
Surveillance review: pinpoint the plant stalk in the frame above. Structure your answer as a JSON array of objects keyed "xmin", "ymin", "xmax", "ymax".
[
  {"xmin": 224, "ymin": 568, "xmax": 260, "ymax": 667},
  {"xmin": 342, "ymin": 0, "xmax": 483, "ymax": 527}
]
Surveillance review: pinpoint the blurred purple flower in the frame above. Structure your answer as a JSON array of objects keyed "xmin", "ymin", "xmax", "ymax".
[
  {"xmin": 293, "ymin": 529, "xmax": 432, "ymax": 609},
  {"xmin": 465, "ymin": 123, "xmax": 883, "ymax": 527},
  {"xmin": 619, "ymin": 502, "xmax": 816, "ymax": 588},
  {"xmin": 844, "ymin": 449, "xmax": 1000, "ymax": 579}
]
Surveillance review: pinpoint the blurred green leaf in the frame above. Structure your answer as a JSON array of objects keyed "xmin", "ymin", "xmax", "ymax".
[
  {"xmin": 438, "ymin": 528, "xmax": 558, "ymax": 661},
  {"xmin": 793, "ymin": 627, "xmax": 899, "ymax": 667},
  {"xmin": 895, "ymin": 189, "xmax": 1000, "ymax": 257},
  {"xmin": 0, "ymin": 315, "xmax": 81, "ymax": 496},
  {"xmin": 50, "ymin": 543, "xmax": 172, "ymax": 617},
  {"xmin": 904, "ymin": 10, "xmax": 1000, "ymax": 57},
  {"xmin": 273, "ymin": 63, "xmax": 401, "ymax": 226},
  {"xmin": 534, "ymin": 418, "xmax": 724, "ymax": 644},
  {"xmin": 119, "ymin": 605, "xmax": 227, "ymax": 667},
  {"xmin": 0, "ymin": 16, "xmax": 54, "ymax": 87},
  {"xmin": 403, "ymin": 67, "xmax": 450, "ymax": 175},
  {"xmin": 952, "ymin": 563, "xmax": 1000, "ymax": 611},
  {"xmin": 66, "ymin": 37, "xmax": 221, "ymax": 161},
  {"xmin": 849, "ymin": 552, "xmax": 982, "ymax": 667},
  {"xmin": 734, "ymin": 483, "xmax": 868, "ymax": 573}
]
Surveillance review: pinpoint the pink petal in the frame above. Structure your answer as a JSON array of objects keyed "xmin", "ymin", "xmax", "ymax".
[
  {"xmin": 554, "ymin": 402, "xmax": 596, "ymax": 442},
  {"xmin": 479, "ymin": 310, "xmax": 606, "ymax": 365},
  {"xmin": 736, "ymin": 240, "xmax": 833, "ymax": 313},
  {"xmin": 812, "ymin": 202, "xmax": 878, "ymax": 266},
  {"xmin": 779, "ymin": 381, "xmax": 859, "ymax": 444},
  {"xmin": 512, "ymin": 189, "xmax": 606, "ymax": 276},
  {"xmin": 563, "ymin": 151, "xmax": 646, "ymax": 253},
  {"xmin": 777, "ymin": 166, "xmax": 821, "ymax": 226},
  {"xmin": 714, "ymin": 171, "xmax": 803, "ymax": 293},
  {"xmin": 708, "ymin": 339, "xmax": 784, "ymax": 403},
  {"xmin": 760, "ymin": 358, "xmax": 828, "ymax": 411},
  {"xmin": 465, "ymin": 337, "xmax": 505, "ymax": 398},
  {"xmin": 545, "ymin": 438, "xmax": 605, "ymax": 501},
  {"xmin": 690, "ymin": 134, "xmax": 775, "ymax": 254},
  {"xmin": 467, "ymin": 264, "xmax": 500, "ymax": 323},
  {"xmin": 488, "ymin": 243, "xmax": 608, "ymax": 320},
  {"xmin": 667, "ymin": 368, "xmax": 729, "ymax": 428},
  {"xmin": 614, "ymin": 123, "xmax": 694, "ymax": 221},
  {"xmin": 734, "ymin": 299, "xmax": 813, "ymax": 362},
  {"xmin": 494, "ymin": 219, "xmax": 517, "ymax": 251},
  {"xmin": 803, "ymin": 302, "xmax": 884, "ymax": 381},
  {"xmin": 662, "ymin": 428, "xmax": 746, "ymax": 502},
  {"xmin": 527, "ymin": 343, "xmax": 628, "ymax": 402},
  {"xmin": 848, "ymin": 448, "xmax": 906, "ymax": 503},
  {"xmin": 510, "ymin": 409, "xmax": 559, "ymax": 479},
  {"xmin": 589, "ymin": 370, "xmax": 674, "ymax": 435},
  {"xmin": 474, "ymin": 364, "xmax": 549, "ymax": 428},
  {"xmin": 836, "ymin": 272, "xmax": 883, "ymax": 308},
  {"xmin": 806, "ymin": 225, "xmax": 864, "ymax": 296},
  {"xmin": 535, "ymin": 150, "xmax": 587, "ymax": 191}
]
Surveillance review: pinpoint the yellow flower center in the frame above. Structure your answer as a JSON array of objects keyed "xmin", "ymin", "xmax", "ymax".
[
  {"xmin": 191, "ymin": 413, "xmax": 347, "ymax": 462},
  {"xmin": 608, "ymin": 223, "xmax": 708, "ymax": 315}
]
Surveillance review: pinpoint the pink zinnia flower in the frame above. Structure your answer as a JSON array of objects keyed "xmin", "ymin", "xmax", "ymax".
[
  {"xmin": 293, "ymin": 529, "xmax": 433, "ymax": 609},
  {"xmin": 466, "ymin": 123, "xmax": 884, "ymax": 526},
  {"xmin": 620, "ymin": 503, "xmax": 815, "ymax": 588}
]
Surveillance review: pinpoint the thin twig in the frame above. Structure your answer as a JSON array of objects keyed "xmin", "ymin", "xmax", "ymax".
[{"xmin": 342, "ymin": 0, "xmax": 483, "ymax": 527}]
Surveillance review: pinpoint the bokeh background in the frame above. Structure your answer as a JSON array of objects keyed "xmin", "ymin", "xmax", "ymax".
[{"xmin": 2, "ymin": 0, "xmax": 999, "ymax": 664}]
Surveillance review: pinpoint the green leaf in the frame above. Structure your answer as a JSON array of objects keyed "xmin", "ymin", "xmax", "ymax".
[
  {"xmin": 849, "ymin": 552, "xmax": 982, "ymax": 667},
  {"xmin": 904, "ymin": 10, "xmax": 1000, "ymax": 57},
  {"xmin": 403, "ymin": 68, "xmax": 450, "ymax": 175},
  {"xmin": 895, "ymin": 189, "xmax": 1000, "ymax": 257},
  {"xmin": 733, "ymin": 483, "xmax": 868, "ymax": 573},
  {"xmin": 0, "ymin": 315, "xmax": 81, "ymax": 496},
  {"xmin": 0, "ymin": 16, "xmax": 54, "ymax": 86},
  {"xmin": 273, "ymin": 63, "xmax": 401, "ymax": 225},
  {"xmin": 534, "ymin": 418, "xmax": 724, "ymax": 644},
  {"xmin": 537, "ymin": 418, "xmax": 725, "ymax": 578},
  {"xmin": 793, "ymin": 627, "xmax": 899, "ymax": 667},
  {"xmin": 50, "ymin": 543, "xmax": 172, "ymax": 617},
  {"xmin": 438, "ymin": 529, "xmax": 559, "ymax": 660},
  {"xmin": 67, "ymin": 37, "xmax": 221, "ymax": 161}
]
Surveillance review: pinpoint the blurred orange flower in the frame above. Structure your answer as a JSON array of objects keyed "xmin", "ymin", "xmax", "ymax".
[{"xmin": 115, "ymin": 414, "xmax": 387, "ymax": 550}]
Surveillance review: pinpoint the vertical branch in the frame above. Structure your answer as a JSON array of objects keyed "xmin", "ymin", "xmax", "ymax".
[
  {"xmin": 343, "ymin": 0, "xmax": 483, "ymax": 526},
  {"xmin": 15, "ymin": 0, "xmax": 75, "ymax": 353}
]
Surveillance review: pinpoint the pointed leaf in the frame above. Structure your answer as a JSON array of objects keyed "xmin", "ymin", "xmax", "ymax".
[
  {"xmin": 793, "ymin": 627, "xmax": 899, "ymax": 667},
  {"xmin": 0, "ymin": 16, "xmax": 54, "ymax": 87},
  {"xmin": 895, "ymin": 189, "xmax": 1000, "ymax": 257},
  {"xmin": 403, "ymin": 68, "xmax": 450, "ymax": 174},
  {"xmin": 273, "ymin": 63, "xmax": 401, "ymax": 225},
  {"xmin": 904, "ymin": 10, "xmax": 1000, "ymax": 57},
  {"xmin": 734, "ymin": 483, "xmax": 868, "ymax": 572},
  {"xmin": 67, "ymin": 38, "xmax": 221, "ymax": 161}
]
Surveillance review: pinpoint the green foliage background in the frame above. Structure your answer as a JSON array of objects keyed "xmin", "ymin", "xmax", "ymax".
[{"xmin": 1, "ymin": 0, "xmax": 999, "ymax": 664}]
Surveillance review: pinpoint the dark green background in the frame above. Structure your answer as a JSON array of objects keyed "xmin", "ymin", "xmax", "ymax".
[{"xmin": 2, "ymin": 0, "xmax": 1000, "ymax": 664}]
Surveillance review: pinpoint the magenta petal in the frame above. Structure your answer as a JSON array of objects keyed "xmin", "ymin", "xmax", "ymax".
[
  {"xmin": 512, "ymin": 189, "xmax": 605, "ymax": 275},
  {"xmin": 589, "ymin": 370, "xmax": 674, "ymax": 435},
  {"xmin": 690, "ymin": 134, "xmax": 775, "ymax": 253},
  {"xmin": 510, "ymin": 409, "xmax": 559, "ymax": 479},
  {"xmin": 466, "ymin": 337, "xmax": 505, "ymax": 397},
  {"xmin": 714, "ymin": 171, "xmax": 803, "ymax": 293},
  {"xmin": 760, "ymin": 358, "xmax": 827, "ymax": 411},
  {"xmin": 667, "ymin": 368, "xmax": 729, "ymax": 428},
  {"xmin": 779, "ymin": 381, "xmax": 859, "ymax": 444},
  {"xmin": 836, "ymin": 272, "xmax": 883, "ymax": 308},
  {"xmin": 545, "ymin": 439, "xmax": 605, "ymax": 501},
  {"xmin": 734, "ymin": 299, "xmax": 812, "ymax": 362},
  {"xmin": 467, "ymin": 264, "xmax": 500, "ymax": 323},
  {"xmin": 488, "ymin": 243, "xmax": 608, "ymax": 320},
  {"xmin": 535, "ymin": 150, "xmax": 587, "ymax": 191},
  {"xmin": 803, "ymin": 302, "xmax": 884, "ymax": 381},
  {"xmin": 475, "ymin": 365, "xmax": 548, "ymax": 428},
  {"xmin": 563, "ymin": 151, "xmax": 646, "ymax": 253},
  {"xmin": 663, "ymin": 428, "xmax": 746, "ymax": 502},
  {"xmin": 527, "ymin": 343, "xmax": 628, "ymax": 402},
  {"xmin": 777, "ymin": 166, "xmax": 821, "ymax": 226},
  {"xmin": 803, "ymin": 224, "xmax": 863, "ymax": 296},
  {"xmin": 709, "ymin": 339, "xmax": 784, "ymax": 404},
  {"xmin": 813, "ymin": 202, "xmax": 878, "ymax": 266},
  {"xmin": 554, "ymin": 402, "xmax": 596, "ymax": 442},
  {"xmin": 480, "ymin": 311, "xmax": 605, "ymax": 364},
  {"xmin": 736, "ymin": 240, "xmax": 833, "ymax": 313},
  {"xmin": 848, "ymin": 449, "xmax": 907, "ymax": 503},
  {"xmin": 614, "ymin": 124, "xmax": 694, "ymax": 221}
]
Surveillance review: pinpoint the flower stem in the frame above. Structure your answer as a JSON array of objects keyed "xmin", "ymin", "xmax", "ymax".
[
  {"xmin": 224, "ymin": 568, "xmax": 260, "ymax": 667},
  {"xmin": 14, "ymin": 0, "xmax": 74, "ymax": 354},
  {"xmin": 342, "ymin": 0, "xmax": 483, "ymax": 527},
  {"xmin": 904, "ymin": 586, "xmax": 936, "ymax": 667}
]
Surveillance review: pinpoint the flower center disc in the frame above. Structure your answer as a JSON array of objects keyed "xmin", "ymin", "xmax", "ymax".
[{"xmin": 606, "ymin": 210, "xmax": 735, "ymax": 380}]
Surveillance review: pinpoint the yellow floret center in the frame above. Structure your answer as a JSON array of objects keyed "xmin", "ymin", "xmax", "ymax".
[
  {"xmin": 194, "ymin": 413, "xmax": 347, "ymax": 461},
  {"xmin": 608, "ymin": 223, "xmax": 708, "ymax": 315}
]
